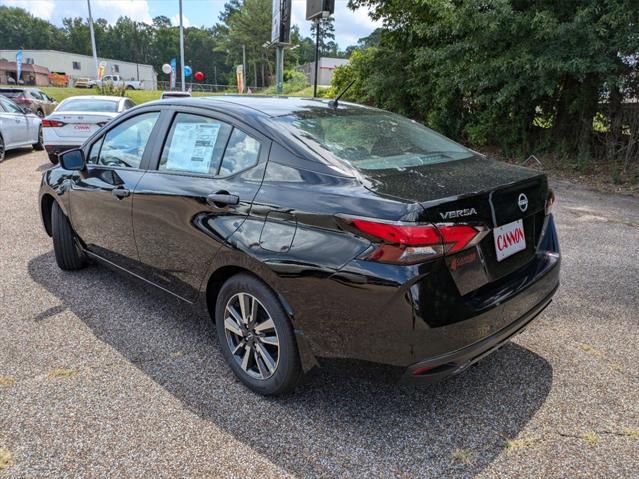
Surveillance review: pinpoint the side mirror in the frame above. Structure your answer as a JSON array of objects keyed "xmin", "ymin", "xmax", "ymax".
[{"xmin": 59, "ymin": 149, "xmax": 86, "ymax": 171}]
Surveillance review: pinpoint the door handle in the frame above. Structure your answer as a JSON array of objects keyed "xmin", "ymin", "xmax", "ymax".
[
  {"xmin": 206, "ymin": 192, "xmax": 240, "ymax": 207},
  {"xmin": 112, "ymin": 188, "xmax": 130, "ymax": 200}
]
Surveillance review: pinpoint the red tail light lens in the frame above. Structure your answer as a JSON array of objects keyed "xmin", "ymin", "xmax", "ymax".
[
  {"xmin": 42, "ymin": 119, "xmax": 66, "ymax": 128},
  {"xmin": 347, "ymin": 218, "xmax": 486, "ymax": 264},
  {"xmin": 16, "ymin": 95, "xmax": 29, "ymax": 104}
]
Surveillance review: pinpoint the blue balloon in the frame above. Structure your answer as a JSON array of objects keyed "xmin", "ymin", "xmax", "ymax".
[{"xmin": 184, "ymin": 66, "xmax": 192, "ymax": 77}]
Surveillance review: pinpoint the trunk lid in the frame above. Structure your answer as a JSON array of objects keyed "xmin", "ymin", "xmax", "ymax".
[
  {"xmin": 363, "ymin": 155, "xmax": 548, "ymax": 293},
  {"xmin": 46, "ymin": 112, "xmax": 116, "ymax": 139}
]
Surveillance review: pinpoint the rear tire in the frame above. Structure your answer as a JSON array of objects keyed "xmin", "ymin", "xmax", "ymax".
[
  {"xmin": 36, "ymin": 109, "xmax": 44, "ymax": 118},
  {"xmin": 48, "ymin": 152, "xmax": 59, "ymax": 164},
  {"xmin": 33, "ymin": 127, "xmax": 44, "ymax": 150},
  {"xmin": 52, "ymin": 201, "xmax": 85, "ymax": 271},
  {"xmin": 215, "ymin": 273, "xmax": 302, "ymax": 395},
  {"xmin": 0, "ymin": 134, "xmax": 5, "ymax": 162}
]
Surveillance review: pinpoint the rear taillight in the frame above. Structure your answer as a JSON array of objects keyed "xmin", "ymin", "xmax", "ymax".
[
  {"xmin": 545, "ymin": 189, "xmax": 555, "ymax": 215},
  {"xmin": 346, "ymin": 218, "xmax": 487, "ymax": 264},
  {"xmin": 16, "ymin": 95, "xmax": 30, "ymax": 104},
  {"xmin": 42, "ymin": 119, "xmax": 66, "ymax": 128}
]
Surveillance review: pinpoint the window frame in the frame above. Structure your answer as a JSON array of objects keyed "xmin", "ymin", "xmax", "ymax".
[
  {"xmin": 72, "ymin": 61, "xmax": 81, "ymax": 70},
  {"xmin": 147, "ymin": 106, "xmax": 270, "ymax": 180}
]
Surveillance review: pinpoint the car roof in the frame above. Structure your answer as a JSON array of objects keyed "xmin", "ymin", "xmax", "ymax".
[{"xmin": 148, "ymin": 95, "xmax": 372, "ymax": 118}]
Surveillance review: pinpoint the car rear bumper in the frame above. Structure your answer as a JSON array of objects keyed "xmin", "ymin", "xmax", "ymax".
[
  {"xmin": 400, "ymin": 280, "xmax": 557, "ymax": 384},
  {"xmin": 44, "ymin": 144, "xmax": 80, "ymax": 156}
]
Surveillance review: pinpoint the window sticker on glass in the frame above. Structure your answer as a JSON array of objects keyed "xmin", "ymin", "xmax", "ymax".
[{"xmin": 164, "ymin": 122, "xmax": 221, "ymax": 173}]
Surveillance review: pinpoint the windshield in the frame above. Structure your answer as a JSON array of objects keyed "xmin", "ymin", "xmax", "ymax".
[
  {"xmin": 57, "ymin": 99, "xmax": 118, "ymax": 112},
  {"xmin": 276, "ymin": 108, "xmax": 474, "ymax": 171}
]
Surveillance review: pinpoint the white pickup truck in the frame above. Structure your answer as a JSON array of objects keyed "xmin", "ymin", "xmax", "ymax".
[{"xmin": 87, "ymin": 75, "xmax": 144, "ymax": 90}]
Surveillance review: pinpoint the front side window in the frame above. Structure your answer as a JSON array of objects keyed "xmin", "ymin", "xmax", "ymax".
[
  {"xmin": 95, "ymin": 112, "xmax": 159, "ymax": 168},
  {"xmin": 275, "ymin": 109, "xmax": 473, "ymax": 172},
  {"xmin": 159, "ymin": 113, "xmax": 232, "ymax": 175},
  {"xmin": 219, "ymin": 128, "xmax": 261, "ymax": 176}
]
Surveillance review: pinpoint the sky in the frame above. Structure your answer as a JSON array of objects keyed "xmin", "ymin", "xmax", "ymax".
[{"xmin": 1, "ymin": 0, "xmax": 382, "ymax": 47}]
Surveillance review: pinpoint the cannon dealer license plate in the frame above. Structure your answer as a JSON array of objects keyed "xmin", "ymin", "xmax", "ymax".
[{"xmin": 493, "ymin": 219, "xmax": 526, "ymax": 262}]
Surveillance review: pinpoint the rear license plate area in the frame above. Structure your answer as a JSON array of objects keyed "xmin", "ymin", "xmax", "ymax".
[{"xmin": 493, "ymin": 219, "xmax": 526, "ymax": 261}]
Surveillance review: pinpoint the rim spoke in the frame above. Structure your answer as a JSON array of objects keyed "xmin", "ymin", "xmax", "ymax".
[
  {"xmin": 254, "ymin": 317, "xmax": 274, "ymax": 333},
  {"xmin": 255, "ymin": 342, "xmax": 276, "ymax": 374},
  {"xmin": 260, "ymin": 335, "xmax": 279, "ymax": 347},
  {"xmin": 231, "ymin": 340, "xmax": 246, "ymax": 355},
  {"xmin": 227, "ymin": 304, "xmax": 244, "ymax": 327},
  {"xmin": 224, "ymin": 316, "xmax": 244, "ymax": 337},
  {"xmin": 248, "ymin": 296, "xmax": 257, "ymax": 325},
  {"xmin": 238, "ymin": 293, "xmax": 250, "ymax": 325},
  {"xmin": 240, "ymin": 345, "xmax": 251, "ymax": 371},
  {"xmin": 254, "ymin": 349, "xmax": 270, "ymax": 379}
]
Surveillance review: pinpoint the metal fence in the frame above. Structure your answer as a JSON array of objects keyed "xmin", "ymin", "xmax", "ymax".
[{"xmin": 155, "ymin": 80, "xmax": 267, "ymax": 94}]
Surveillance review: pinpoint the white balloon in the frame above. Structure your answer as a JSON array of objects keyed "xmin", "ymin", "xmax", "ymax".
[{"xmin": 162, "ymin": 63, "xmax": 172, "ymax": 74}]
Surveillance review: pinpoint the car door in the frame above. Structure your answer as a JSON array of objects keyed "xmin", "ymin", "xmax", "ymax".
[
  {"xmin": 0, "ymin": 97, "xmax": 27, "ymax": 146},
  {"xmin": 132, "ymin": 108, "xmax": 269, "ymax": 301},
  {"xmin": 67, "ymin": 111, "xmax": 161, "ymax": 272}
]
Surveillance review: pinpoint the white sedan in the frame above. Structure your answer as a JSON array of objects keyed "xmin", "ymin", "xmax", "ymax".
[
  {"xmin": 43, "ymin": 95, "xmax": 135, "ymax": 164},
  {"xmin": 0, "ymin": 95, "xmax": 43, "ymax": 162}
]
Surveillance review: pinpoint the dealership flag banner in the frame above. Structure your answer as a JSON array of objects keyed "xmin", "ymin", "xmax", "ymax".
[
  {"xmin": 97, "ymin": 61, "xmax": 107, "ymax": 80},
  {"xmin": 15, "ymin": 50, "xmax": 23, "ymax": 81},
  {"xmin": 170, "ymin": 58, "xmax": 177, "ymax": 89}
]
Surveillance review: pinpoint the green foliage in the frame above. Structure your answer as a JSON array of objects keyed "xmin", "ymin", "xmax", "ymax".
[
  {"xmin": 263, "ymin": 70, "xmax": 309, "ymax": 95},
  {"xmin": 96, "ymin": 81, "xmax": 128, "ymax": 97},
  {"xmin": 342, "ymin": 0, "xmax": 639, "ymax": 163}
]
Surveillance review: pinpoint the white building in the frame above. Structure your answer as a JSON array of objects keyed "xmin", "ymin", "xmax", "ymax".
[
  {"xmin": 0, "ymin": 49, "xmax": 157, "ymax": 90},
  {"xmin": 297, "ymin": 57, "xmax": 350, "ymax": 87}
]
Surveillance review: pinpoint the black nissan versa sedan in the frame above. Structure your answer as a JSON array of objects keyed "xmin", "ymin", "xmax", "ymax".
[{"xmin": 39, "ymin": 96, "xmax": 560, "ymax": 395}]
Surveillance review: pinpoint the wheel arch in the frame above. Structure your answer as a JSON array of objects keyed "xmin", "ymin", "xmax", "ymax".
[{"xmin": 40, "ymin": 193, "xmax": 55, "ymax": 237}]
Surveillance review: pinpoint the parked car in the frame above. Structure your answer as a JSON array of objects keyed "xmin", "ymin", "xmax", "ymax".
[
  {"xmin": 87, "ymin": 75, "xmax": 144, "ymax": 90},
  {"xmin": 0, "ymin": 95, "xmax": 43, "ymax": 161},
  {"xmin": 74, "ymin": 77, "xmax": 92, "ymax": 89},
  {"xmin": 160, "ymin": 91, "xmax": 191, "ymax": 99},
  {"xmin": 39, "ymin": 97, "xmax": 560, "ymax": 395},
  {"xmin": 42, "ymin": 95, "xmax": 135, "ymax": 164},
  {"xmin": 0, "ymin": 87, "xmax": 58, "ymax": 117}
]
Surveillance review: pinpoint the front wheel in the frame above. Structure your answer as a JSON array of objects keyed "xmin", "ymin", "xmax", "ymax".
[
  {"xmin": 48, "ymin": 152, "xmax": 58, "ymax": 164},
  {"xmin": 51, "ymin": 201, "xmax": 85, "ymax": 271},
  {"xmin": 0, "ymin": 134, "xmax": 5, "ymax": 162},
  {"xmin": 215, "ymin": 273, "xmax": 302, "ymax": 395}
]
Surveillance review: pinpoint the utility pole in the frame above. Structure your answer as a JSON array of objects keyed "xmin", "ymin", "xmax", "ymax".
[
  {"xmin": 313, "ymin": 17, "xmax": 321, "ymax": 97},
  {"xmin": 214, "ymin": 65, "xmax": 217, "ymax": 91},
  {"xmin": 179, "ymin": 0, "xmax": 185, "ymax": 92},
  {"xmin": 86, "ymin": 0, "xmax": 99, "ymax": 78},
  {"xmin": 242, "ymin": 45, "xmax": 247, "ymax": 93},
  {"xmin": 275, "ymin": 46, "xmax": 283, "ymax": 94}
]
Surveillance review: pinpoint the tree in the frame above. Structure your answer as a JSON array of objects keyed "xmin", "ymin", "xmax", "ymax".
[
  {"xmin": 310, "ymin": 15, "xmax": 336, "ymax": 57},
  {"xmin": 345, "ymin": 0, "xmax": 639, "ymax": 161}
]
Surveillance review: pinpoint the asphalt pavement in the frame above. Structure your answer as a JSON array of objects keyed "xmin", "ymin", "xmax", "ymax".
[{"xmin": 1, "ymin": 149, "xmax": 637, "ymax": 478}]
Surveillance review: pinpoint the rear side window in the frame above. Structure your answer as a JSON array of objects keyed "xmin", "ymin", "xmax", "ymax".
[
  {"xmin": 92, "ymin": 112, "xmax": 159, "ymax": 168},
  {"xmin": 219, "ymin": 129, "xmax": 261, "ymax": 176},
  {"xmin": 159, "ymin": 113, "xmax": 232, "ymax": 175}
]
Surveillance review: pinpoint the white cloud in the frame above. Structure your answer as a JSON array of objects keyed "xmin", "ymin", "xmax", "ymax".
[
  {"xmin": 170, "ymin": 12, "xmax": 190, "ymax": 28},
  {"xmin": 290, "ymin": 1, "xmax": 381, "ymax": 48},
  {"xmin": 1, "ymin": 0, "xmax": 153, "ymax": 25}
]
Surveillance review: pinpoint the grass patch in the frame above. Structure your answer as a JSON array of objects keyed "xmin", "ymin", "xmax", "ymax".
[
  {"xmin": 0, "ymin": 376, "xmax": 16, "ymax": 386},
  {"xmin": 577, "ymin": 343, "xmax": 602, "ymax": 356},
  {"xmin": 451, "ymin": 448, "xmax": 473, "ymax": 464},
  {"xmin": 503, "ymin": 437, "xmax": 539, "ymax": 452},
  {"xmin": 48, "ymin": 368, "xmax": 78, "ymax": 378},
  {"xmin": 0, "ymin": 448, "xmax": 12, "ymax": 470},
  {"xmin": 622, "ymin": 428, "xmax": 639, "ymax": 439},
  {"xmin": 581, "ymin": 432, "xmax": 599, "ymax": 445}
]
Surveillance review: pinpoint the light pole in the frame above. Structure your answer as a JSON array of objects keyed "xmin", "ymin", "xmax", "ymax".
[
  {"xmin": 87, "ymin": 0, "xmax": 99, "ymax": 78},
  {"xmin": 179, "ymin": 0, "xmax": 185, "ymax": 92}
]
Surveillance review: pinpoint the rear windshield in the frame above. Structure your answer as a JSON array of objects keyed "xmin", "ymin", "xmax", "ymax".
[
  {"xmin": 275, "ymin": 108, "xmax": 474, "ymax": 171},
  {"xmin": 57, "ymin": 99, "xmax": 118, "ymax": 112},
  {"xmin": 0, "ymin": 89, "xmax": 23, "ymax": 98}
]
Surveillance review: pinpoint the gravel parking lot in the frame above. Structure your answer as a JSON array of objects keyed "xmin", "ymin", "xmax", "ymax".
[{"xmin": 1, "ymin": 149, "xmax": 638, "ymax": 478}]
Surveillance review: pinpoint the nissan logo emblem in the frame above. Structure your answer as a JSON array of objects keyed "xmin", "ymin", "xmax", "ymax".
[{"xmin": 518, "ymin": 193, "xmax": 529, "ymax": 212}]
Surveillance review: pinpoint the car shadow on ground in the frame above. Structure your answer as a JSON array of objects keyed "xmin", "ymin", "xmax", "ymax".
[{"xmin": 28, "ymin": 251, "xmax": 553, "ymax": 477}]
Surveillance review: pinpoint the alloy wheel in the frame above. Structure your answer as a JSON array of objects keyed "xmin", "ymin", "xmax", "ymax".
[{"xmin": 223, "ymin": 292, "xmax": 280, "ymax": 380}]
